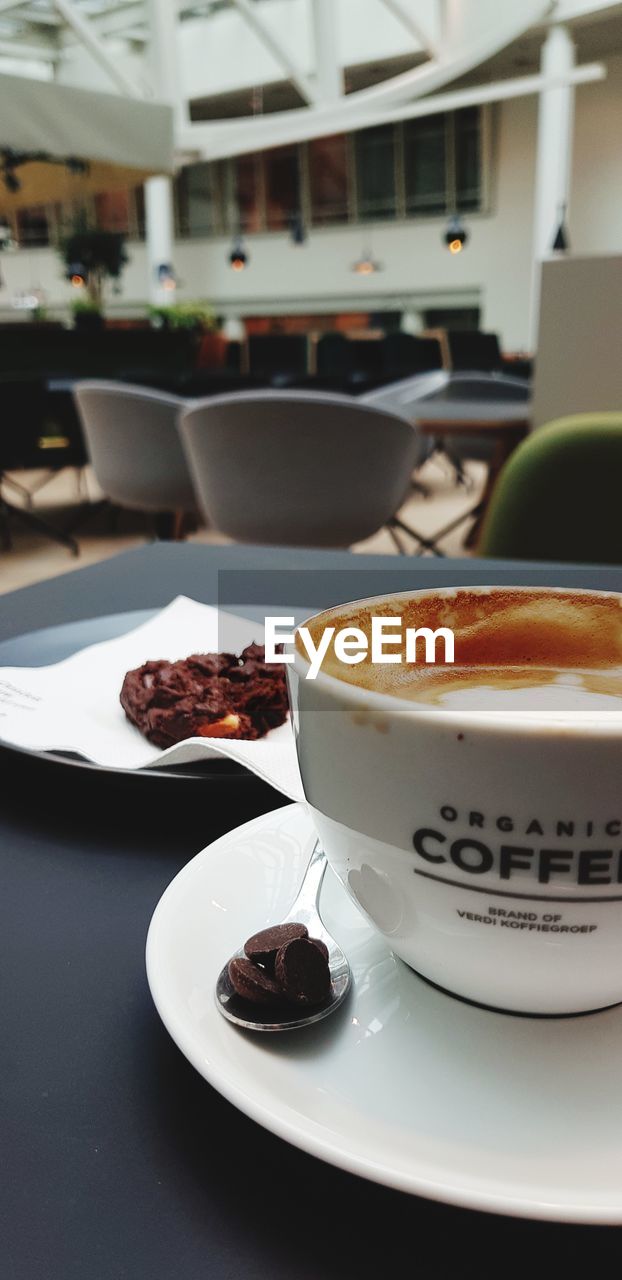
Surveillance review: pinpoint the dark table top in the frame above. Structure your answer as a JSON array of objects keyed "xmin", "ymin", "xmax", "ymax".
[{"xmin": 2, "ymin": 543, "xmax": 622, "ymax": 1279}]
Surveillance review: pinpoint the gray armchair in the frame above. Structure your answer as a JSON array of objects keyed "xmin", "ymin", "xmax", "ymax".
[
  {"xmin": 179, "ymin": 389, "xmax": 436, "ymax": 553},
  {"xmin": 74, "ymin": 381, "xmax": 200, "ymax": 537}
]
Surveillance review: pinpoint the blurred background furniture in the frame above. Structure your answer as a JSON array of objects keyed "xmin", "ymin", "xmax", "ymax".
[
  {"xmin": 74, "ymin": 381, "xmax": 199, "ymax": 539},
  {"xmin": 363, "ymin": 369, "xmax": 530, "ymax": 477},
  {"xmin": 444, "ymin": 330, "xmax": 504, "ymax": 373},
  {"xmin": 382, "ymin": 332, "xmax": 444, "ymax": 381},
  {"xmin": 418, "ymin": 414, "xmax": 529, "ymax": 548},
  {"xmin": 0, "ymin": 325, "xmax": 534, "ymax": 562},
  {"xmin": 179, "ymin": 389, "xmax": 438, "ymax": 552},
  {"xmin": 247, "ymin": 335, "xmax": 309, "ymax": 386},
  {"xmin": 478, "ymin": 413, "xmax": 622, "ymax": 564},
  {"xmin": 0, "ymin": 327, "xmax": 201, "ymax": 384},
  {"xmin": 359, "ymin": 370, "xmax": 448, "ymax": 490},
  {"xmin": 414, "ymin": 371, "xmax": 532, "ymax": 480},
  {"xmin": 314, "ymin": 332, "xmax": 354, "ymax": 386},
  {"xmin": 363, "ymin": 370, "xmax": 530, "ymax": 547},
  {"xmin": 0, "ymin": 378, "xmax": 81, "ymax": 553}
]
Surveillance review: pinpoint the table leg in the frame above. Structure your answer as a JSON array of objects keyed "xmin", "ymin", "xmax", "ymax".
[{"xmin": 464, "ymin": 429, "xmax": 527, "ymax": 550}]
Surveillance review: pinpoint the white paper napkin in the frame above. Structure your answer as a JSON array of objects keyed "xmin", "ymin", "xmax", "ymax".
[{"xmin": 0, "ymin": 596, "xmax": 304, "ymax": 802}]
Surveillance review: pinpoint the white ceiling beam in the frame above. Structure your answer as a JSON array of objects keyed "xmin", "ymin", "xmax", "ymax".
[
  {"xmin": 52, "ymin": 0, "xmax": 143, "ymax": 95},
  {"xmin": 183, "ymin": 0, "xmax": 550, "ymax": 153},
  {"xmin": 58, "ymin": 4, "xmax": 147, "ymax": 44},
  {"xmin": 0, "ymin": 36, "xmax": 56, "ymax": 58},
  {"xmin": 377, "ymin": 0, "xmax": 439, "ymax": 56},
  {"xmin": 230, "ymin": 0, "xmax": 318, "ymax": 105},
  {"xmin": 183, "ymin": 62, "xmax": 605, "ymax": 158},
  {"xmin": 311, "ymin": 0, "xmax": 343, "ymax": 101},
  {"xmin": 15, "ymin": 9, "xmax": 63, "ymax": 25},
  {"xmin": 88, "ymin": 3, "xmax": 145, "ymax": 36},
  {"xmin": 375, "ymin": 63, "xmax": 605, "ymax": 124},
  {"xmin": 57, "ymin": 3, "xmax": 145, "ymax": 38}
]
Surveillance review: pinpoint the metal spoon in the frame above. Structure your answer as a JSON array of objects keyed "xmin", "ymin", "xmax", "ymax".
[{"xmin": 215, "ymin": 842, "xmax": 351, "ymax": 1031}]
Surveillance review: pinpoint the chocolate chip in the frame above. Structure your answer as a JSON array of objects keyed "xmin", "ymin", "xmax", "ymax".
[
  {"xmin": 227, "ymin": 956, "xmax": 284, "ymax": 1004},
  {"xmin": 244, "ymin": 922, "xmax": 308, "ymax": 970},
  {"xmin": 274, "ymin": 937, "xmax": 331, "ymax": 1006}
]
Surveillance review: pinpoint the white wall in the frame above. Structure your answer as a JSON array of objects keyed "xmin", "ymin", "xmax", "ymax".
[
  {"xmin": 2, "ymin": 55, "xmax": 621, "ymax": 352},
  {"xmin": 570, "ymin": 53, "xmax": 622, "ymax": 252}
]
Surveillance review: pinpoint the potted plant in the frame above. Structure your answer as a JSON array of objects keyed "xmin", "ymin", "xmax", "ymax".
[
  {"xmin": 70, "ymin": 296, "xmax": 105, "ymax": 331},
  {"xmin": 59, "ymin": 218, "xmax": 129, "ymax": 320},
  {"xmin": 148, "ymin": 300, "xmax": 217, "ymax": 331}
]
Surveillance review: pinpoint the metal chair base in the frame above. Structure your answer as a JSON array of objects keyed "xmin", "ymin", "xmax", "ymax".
[{"xmin": 0, "ymin": 496, "xmax": 79, "ymax": 556}]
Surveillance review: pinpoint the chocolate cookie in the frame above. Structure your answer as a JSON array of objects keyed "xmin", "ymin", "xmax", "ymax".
[{"xmin": 120, "ymin": 643, "xmax": 288, "ymax": 747}]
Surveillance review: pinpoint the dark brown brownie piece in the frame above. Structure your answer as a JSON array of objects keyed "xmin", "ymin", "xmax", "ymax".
[{"xmin": 120, "ymin": 642, "xmax": 288, "ymax": 747}]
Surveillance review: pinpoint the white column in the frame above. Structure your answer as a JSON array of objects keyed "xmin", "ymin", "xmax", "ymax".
[
  {"xmin": 145, "ymin": 175, "xmax": 176, "ymax": 307},
  {"xmin": 145, "ymin": 0, "xmax": 184, "ymax": 306},
  {"xmin": 147, "ymin": 0, "xmax": 186, "ymax": 128},
  {"xmin": 311, "ymin": 0, "xmax": 343, "ymax": 101},
  {"xmin": 529, "ymin": 24, "xmax": 576, "ymax": 347}
]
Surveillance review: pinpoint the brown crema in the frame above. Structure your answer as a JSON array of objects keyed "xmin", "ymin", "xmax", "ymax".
[{"xmin": 297, "ymin": 588, "xmax": 622, "ymax": 705}]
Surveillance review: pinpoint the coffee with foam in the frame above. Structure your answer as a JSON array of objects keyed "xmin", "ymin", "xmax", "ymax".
[
  {"xmin": 290, "ymin": 585, "xmax": 622, "ymax": 1014},
  {"xmin": 300, "ymin": 588, "xmax": 622, "ymax": 714}
]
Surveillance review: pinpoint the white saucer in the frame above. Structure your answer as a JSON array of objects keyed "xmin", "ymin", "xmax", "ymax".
[{"xmin": 146, "ymin": 803, "xmax": 622, "ymax": 1223}]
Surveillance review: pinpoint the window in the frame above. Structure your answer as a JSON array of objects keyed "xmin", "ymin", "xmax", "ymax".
[
  {"xmin": 425, "ymin": 307, "xmax": 481, "ymax": 331},
  {"xmin": 264, "ymin": 145, "xmax": 300, "ymax": 231},
  {"xmin": 176, "ymin": 161, "xmax": 222, "ymax": 238},
  {"xmin": 403, "ymin": 114, "xmax": 447, "ymax": 215},
  {"xmin": 15, "ymin": 206, "xmax": 49, "ymax": 247},
  {"xmin": 355, "ymin": 124, "xmax": 396, "ymax": 220},
  {"xmin": 234, "ymin": 154, "xmax": 263, "ymax": 233},
  {"xmin": 308, "ymin": 135, "xmax": 350, "ymax": 225},
  {"xmin": 172, "ymin": 106, "xmax": 484, "ymax": 239},
  {"xmin": 455, "ymin": 107, "xmax": 481, "ymax": 211}
]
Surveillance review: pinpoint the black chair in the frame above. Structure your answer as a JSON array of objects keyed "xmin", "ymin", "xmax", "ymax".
[
  {"xmin": 224, "ymin": 341, "xmax": 243, "ymax": 373},
  {"xmin": 248, "ymin": 335, "xmax": 309, "ymax": 383},
  {"xmin": 0, "ymin": 327, "xmax": 201, "ymax": 384},
  {"xmin": 382, "ymin": 333, "xmax": 444, "ymax": 379},
  {"xmin": 316, "ymin": 333, "xmax": 355, "ymax": 380},
  {"xmin": 445, "ymin": 330, "xmax": 503, "ymax": 373},
  {"xmin": 349, "ymin": 339, "xmax": 384, "ymax": 379}
]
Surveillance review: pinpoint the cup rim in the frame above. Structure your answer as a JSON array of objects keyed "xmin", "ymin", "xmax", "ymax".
[{"xmin": 292, "ymin": 583, "xmax": 622, "ymax": 738}]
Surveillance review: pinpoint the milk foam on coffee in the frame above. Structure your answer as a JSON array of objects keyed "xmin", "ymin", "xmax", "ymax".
[{"xmin": 301, "ymin": 588, "xmax": 622, "ymax": 715}]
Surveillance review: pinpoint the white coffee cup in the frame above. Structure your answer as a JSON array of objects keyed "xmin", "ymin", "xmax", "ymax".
[{"xmin": 288, "ymin": 585, "xmax": 622, "ymax": 1015}]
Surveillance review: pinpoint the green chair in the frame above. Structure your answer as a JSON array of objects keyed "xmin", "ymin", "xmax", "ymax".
[{"xmin": 478, "ymin": 413, "xmax": 622, "ymax": 564}]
